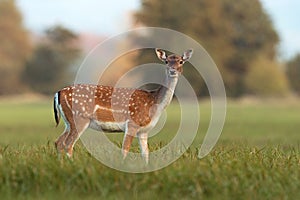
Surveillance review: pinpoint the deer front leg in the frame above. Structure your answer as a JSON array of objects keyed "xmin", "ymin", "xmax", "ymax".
[
  {"xmin": 122, "ymin": 122, "xmax": 138, "ymax": 161},
  {"xmin": 138, "ymin": 132, "xmax": 149, "ymax": 164}
]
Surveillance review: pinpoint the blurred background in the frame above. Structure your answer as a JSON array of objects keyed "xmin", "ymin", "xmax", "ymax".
[{"xmin": 1, "ymin": 0, "xmax": 300, "ymax": 98}]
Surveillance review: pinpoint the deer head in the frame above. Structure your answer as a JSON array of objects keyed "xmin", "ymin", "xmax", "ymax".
[{"xmin": 155, "ymin": 48, "xmax": 193, "ymax": 77}]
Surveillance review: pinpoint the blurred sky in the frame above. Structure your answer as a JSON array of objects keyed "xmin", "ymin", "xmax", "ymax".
[{"xmin": 16, "ymin": 0, "xmax": 300, "ymax": 60}]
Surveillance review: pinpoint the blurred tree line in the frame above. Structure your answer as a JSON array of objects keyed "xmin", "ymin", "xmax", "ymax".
[
  {"xmin": 0, "ymin": 0, "xmax": 299, "ymax": 97},
  {"xmin": 0, "ymin": 0, "xmax": 32, "ymax": 95},
  {"xmin": 23, "ymin": 26, "xmax": 80, "ymax": 94},
  {"xmin": 135, "ymin": 0, "xmax": 291, "ymax": 97},
  {"xmin": 0, "ymin": 1, "xmax": 80, "ymax": 95},
  {"xmin": 286, "ymin": 54, "xmax": 300, "ymax": 95}
]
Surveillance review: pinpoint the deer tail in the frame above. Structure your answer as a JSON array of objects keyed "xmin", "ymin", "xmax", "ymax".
[{"xmin": 54, "ymin": 91, "xmax": 61, "ymax": 127}]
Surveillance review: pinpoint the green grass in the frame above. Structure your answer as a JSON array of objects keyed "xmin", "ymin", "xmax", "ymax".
[{"xmin": 0, "ymin": 99, "xmax": 300, "ymax": 199}]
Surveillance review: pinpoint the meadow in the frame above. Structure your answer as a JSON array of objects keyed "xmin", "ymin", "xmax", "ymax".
[{"xmin": 0, "ymin": 98, "xmax": 300, "ymax": 199}]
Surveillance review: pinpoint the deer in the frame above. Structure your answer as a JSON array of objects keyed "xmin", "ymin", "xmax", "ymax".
[{"xmin": 53, "ymin": 48, "xmax": 193, "ymax": 163}]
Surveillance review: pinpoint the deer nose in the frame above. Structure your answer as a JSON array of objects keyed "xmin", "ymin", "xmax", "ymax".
[
  {"xmin": 170, "ymin": 70, "xmax": 176, "ymax": 75},
  {"xmin": 169, "ymin": 69, "xmax": 178, "ymax": 77}
]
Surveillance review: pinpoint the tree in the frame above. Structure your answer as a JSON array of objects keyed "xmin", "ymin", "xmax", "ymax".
[
  {"xmin": 245, "ymin": 56, "xmax": 289, "ymax": 97},
  {"xmin": 23, "ymin": 25, "xmax": 81, "ymax": 94},
  {"xmin": 0, "ymin": 0, "xmax": 32, "ymax": 95},
  {"xmin": 135, "ymin": 0, "xmax": 279, "ymax": 96},
  {"xmin": 286, "ymin": 54, "xmax": 300, "ymax": 95}
]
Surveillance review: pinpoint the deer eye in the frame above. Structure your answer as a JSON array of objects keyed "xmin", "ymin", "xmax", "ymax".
[{"xmin": 179, "ymin": 60, "xmax": 183, "ymax": 64}]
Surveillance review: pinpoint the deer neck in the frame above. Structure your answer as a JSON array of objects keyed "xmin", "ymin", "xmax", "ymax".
[{"xmin": 156, "ymin": 72, "xmax": 179, "ymax": 109}]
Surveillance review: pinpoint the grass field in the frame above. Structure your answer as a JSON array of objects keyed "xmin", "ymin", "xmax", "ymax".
[{"xmin": 0, "ymin": 99, "xmax": 300, "ymax": 199}]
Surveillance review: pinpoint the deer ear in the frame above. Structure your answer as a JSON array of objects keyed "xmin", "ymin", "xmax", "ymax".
[
  {"xmin": 182, "ymin": 49, "xmax": 193, "ymax": 61},
  {"xmin": 155, "ymin": 48, "xmax": 167, "ymax": 62}
]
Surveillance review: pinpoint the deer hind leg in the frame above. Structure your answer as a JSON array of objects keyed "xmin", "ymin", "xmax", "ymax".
[
  {"xmin": 138, "ymin": 132, "xmax": 149, "ymax": 164},
  {"xmin": 122, "ymin": 122, "xmax": 138, "ymax": 161},
  {"xmin": 55, "ymin": 127, "xmax": 70, "ymax": 155},
  {"xmin": 55, "ymin": 106, "xmax": 71, "ymax": 156},
  {"xmin": 64, "ymin": 117, "xmax": 90, "ymax": 157}
]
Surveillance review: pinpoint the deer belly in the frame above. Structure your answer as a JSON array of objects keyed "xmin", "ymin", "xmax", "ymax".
[{"xmin": 89, "ymin": 120, "xmax": 125, "ymax": 132}]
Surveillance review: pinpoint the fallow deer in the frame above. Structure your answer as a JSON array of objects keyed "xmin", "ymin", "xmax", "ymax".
[{"xmin": 53, "ymin": 48, "xmax": 193, "ymax": 163}]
